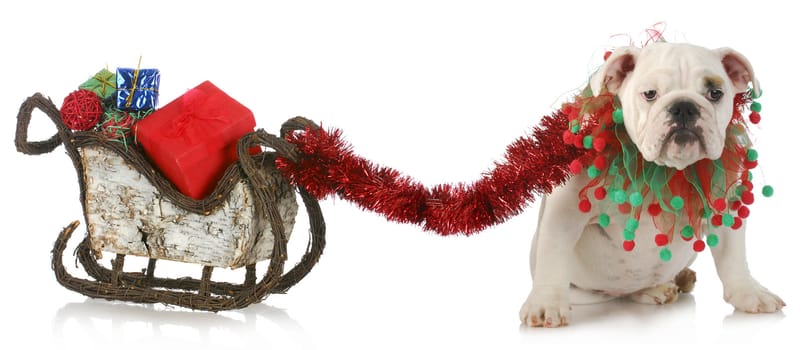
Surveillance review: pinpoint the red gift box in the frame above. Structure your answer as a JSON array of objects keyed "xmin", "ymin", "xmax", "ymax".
[{"xmin": 135, "ymin": 81, "xmax": 257, "ymax": 200}]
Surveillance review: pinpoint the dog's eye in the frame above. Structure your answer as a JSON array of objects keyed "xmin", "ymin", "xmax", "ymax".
[
  {"xmin": 642, "ymin": 90, "xmax": 658, "ymax": 101},
  {"xmin": 706, "ymin": 89, "xmax": 724, "ymax": 102}
]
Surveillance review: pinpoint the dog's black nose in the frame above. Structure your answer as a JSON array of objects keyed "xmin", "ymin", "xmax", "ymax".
[{"xmin": 669, "ymin": 101, "xmax": 699, "ymax": 127}]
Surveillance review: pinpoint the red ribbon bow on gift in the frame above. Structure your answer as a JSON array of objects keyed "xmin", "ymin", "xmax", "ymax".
[{"xmin": 165, "ymin": 89, "xmax": 227, "ymax": 143}]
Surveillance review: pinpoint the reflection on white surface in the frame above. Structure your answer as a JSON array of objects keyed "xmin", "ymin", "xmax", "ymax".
[{"xmin": 52, "ymin": 299, "xmax": 315, "ymax": 350}]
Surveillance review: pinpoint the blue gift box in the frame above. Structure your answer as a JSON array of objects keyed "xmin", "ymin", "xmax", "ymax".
[{"xmin": 116, "ymin": 68, "xmax": 160, "ymax": 110}]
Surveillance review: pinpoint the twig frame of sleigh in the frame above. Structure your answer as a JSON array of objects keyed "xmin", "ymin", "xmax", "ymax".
[{"xmin": 15, "ymin": 93, "xmax": 325, "ymax": 311}]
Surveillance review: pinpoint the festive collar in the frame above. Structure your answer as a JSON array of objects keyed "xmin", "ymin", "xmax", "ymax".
[{"xmin": 561, "ymin": 87, "xmax": 770, "ymax": 260}]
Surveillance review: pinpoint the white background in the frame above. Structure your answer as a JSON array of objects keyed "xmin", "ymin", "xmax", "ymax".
[{"xmin": 0, "ymin": 1, "xmax": 799, "ymax": 349}]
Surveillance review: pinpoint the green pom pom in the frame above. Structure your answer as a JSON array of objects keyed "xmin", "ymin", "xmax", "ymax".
[
  {"xmin": 746, "ymin": 149, "xmax": 758, "ymax": 161},
  {"xmin": 702, "ymin": 207, "xmax": 713, "ymax": 219},
  {"xmin": 751, "ymin": 88, "xmax": 763, "ymax": 99},
  {"xmin": 735, "ymin": 185, "xmax": 746, "ymax": 197},
  {"xmin": 681, "ymin": 225, "xmax": 694, "ymax": 239},
  {"xmin": 659, "ymin": 247, "xmax": 672, "ymax": 262},
  {"xmin": 670, "ymin": 196, "xmax": 684, "ymax": 210},
  {"xmin": 608, "ymin": 164, "xmax": 619, "ymax": 175},
  {"xmin": 762, "ymin": 185, "xmax": 774, "ymax": 197},
  {"xmin": 629, "ymin": 192, "xmax": 643, "ymax": 206},
  {"xmin": 722, "ymin": 213, "xmax": 735, "ymax": 227},
  {"xmin": 611, "ymin": 189, "xmax": 627, "ymax": 204},
  {"xmin": 750, "ymin": 102, "xmax": 762, "ymax": 112},
  {"xmin": 748, "ymin": 171, "xmax": 753, "ymax": 181},
  {"xmin": 599, "ymin": 213, "xmax": 611, "ymax": 228},
  {"xmin": 588, "ymin": 165, "xmax": 600, "ymax": 178},
  {"xmin": 622, "ymin": 229, "xmax": 635, "ymax": 241},
  {"xmin": 626, "ymin": 217, "xmax": 639, "ymax": 231},
  {"xmin": 570, "ymin": 120, "xmax": 580, "ymax": 133},
  {"xmin": 707, "ymin": 234, "xmax": 719, "ymax": 248},
  {"xmin": 583, "ymin": 135, "xmax": 593, "ymax": 149},
  {"xmin": 612, "ymin": 109, "xmax": 624, "ymax": 124}
]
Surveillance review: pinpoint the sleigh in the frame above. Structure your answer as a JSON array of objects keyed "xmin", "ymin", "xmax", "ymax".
[{"xmin": 14, "ymin": 94, "xmax": 325, "ymax": 311}]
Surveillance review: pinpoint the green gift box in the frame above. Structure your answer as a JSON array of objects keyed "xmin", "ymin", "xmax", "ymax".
[{"xmin": 79, "ymin": 68, "xmax": 116, "ymax": 99}]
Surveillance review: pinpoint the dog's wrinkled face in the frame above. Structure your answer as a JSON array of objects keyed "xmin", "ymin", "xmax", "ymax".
[{"xmin": 591, "ymin": 43, "xmax": 759, "ymax": 169}]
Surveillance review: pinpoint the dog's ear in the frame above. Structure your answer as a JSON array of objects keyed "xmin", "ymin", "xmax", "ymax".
[
  {"xmin": 715, "ymin": 47, "xmax": 759, "ymax": 93},
  {"xmin": 591, "ymin": 47, "xmax": 640, "ymax": 96}
]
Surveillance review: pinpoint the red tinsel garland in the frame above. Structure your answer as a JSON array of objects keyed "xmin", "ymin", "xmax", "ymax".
[{"xmin": 276, "ymin": 112, "xmax": 588, "ymax": 235}]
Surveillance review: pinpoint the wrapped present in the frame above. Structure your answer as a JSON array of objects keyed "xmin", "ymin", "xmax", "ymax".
[
  {"xmin": 80, "ymin": 68, "xmax": 117, "ymax": 99},
  {"xmin": 116, "ymin": 67, "xmax": 160, "ymax": 110},
  {"xmin": 135, "ymin": 80, "xmax": 257, "ymax": 199}
]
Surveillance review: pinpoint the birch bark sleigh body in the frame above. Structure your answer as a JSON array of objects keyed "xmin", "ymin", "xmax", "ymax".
[{"xmin": 81, "ymin": 145, "xmax": 299, "ymax": 269}]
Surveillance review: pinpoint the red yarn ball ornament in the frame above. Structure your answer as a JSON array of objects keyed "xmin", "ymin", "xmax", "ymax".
[
  {"xmin": 693, "ymin": 240, "xmax": 706, "ymax": 252},
  {"xmin": 618, "ymin": 203, "xmax": 631, "ymax": 214},
  {"xmin": 61, "ymin": 89, "xmax": 103, "ymax": 131},
  {"xmin": 737, "ymin": 206, "xmax": 750, "ymax": 219}
]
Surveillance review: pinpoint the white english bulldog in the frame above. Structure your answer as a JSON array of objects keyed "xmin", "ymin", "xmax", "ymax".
[{"xmin": 519, "ymin": 42, "xmax": 785, "ymax": 328}]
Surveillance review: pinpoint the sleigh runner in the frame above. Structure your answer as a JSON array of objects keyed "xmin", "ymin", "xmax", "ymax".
[{"xmin": 16, "ymin": 93, "xmax": 325, "ymax": 311}]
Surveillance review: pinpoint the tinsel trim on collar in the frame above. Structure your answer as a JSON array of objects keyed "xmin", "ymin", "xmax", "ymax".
[{"xmin": 561, "ymin": 88, "xmax": 770, "ymax": 260}]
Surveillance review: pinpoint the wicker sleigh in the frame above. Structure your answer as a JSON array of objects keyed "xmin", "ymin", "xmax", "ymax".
[{"xmin": 14, "ymin": 93, "xmax": 325, "ymax": 311}]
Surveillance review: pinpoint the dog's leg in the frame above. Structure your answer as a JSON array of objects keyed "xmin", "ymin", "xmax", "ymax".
[
  {"xmin": 629, "ymin": 283, "xmax": 680, "ymax": 305},
  {"xmin": 520, "ymin": 185, "xmax": 589, "ymax": 328},
  {"xmin": 710, "ymin": 225, "xmax": 785, "ymax": 313}
]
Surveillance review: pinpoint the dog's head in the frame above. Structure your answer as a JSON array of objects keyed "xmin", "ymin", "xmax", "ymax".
[{"xmin": 590, "ymin": 42, "xmax": 758, "ymax": 170}]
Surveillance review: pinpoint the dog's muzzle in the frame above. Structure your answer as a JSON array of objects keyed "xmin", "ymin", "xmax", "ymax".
[{"xmin": 665, "ymin": 100, "xmax": 704, "ymax": 147}]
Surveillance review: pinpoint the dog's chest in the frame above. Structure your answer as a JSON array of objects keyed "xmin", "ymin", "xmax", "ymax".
[{"xmin": 571, "ymin": 213, "xmax": 698, "ymax": 295}]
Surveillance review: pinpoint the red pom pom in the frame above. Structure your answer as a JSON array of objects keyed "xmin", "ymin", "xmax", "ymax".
[
  {"xmin": 693, "ymin": 240, "xmax": 706, "ymax": 252},
  {"xmin": 578, "ymin": 199, "xmax": 592, "ymax": 213},
  {"xmin": 749, "ymin": 111, "xmax": 761, "ymax": 124},
  {"xmin": 623, "ymin": 240, "xmax": 635, "ymax": 251},
  {"xmin": 618, "ymin": 203, "xmax": 631, "ymax": 214},
  {"xmin": 744, "ymin": 160, "xmax": 758, "ymax": 169},
  {"xmin": 60, "ymin": 89, "xmax": 103, "ymax": 131},
  {"xmin": 744, "ymin": 181, "xmax": 754, "ymax": 191},
  {"xmin": 573, "ymin": 134, "xmax": 585, "ymax": 149},
  {"xmin": 713, "ymin": 198, "xmax": 727, "ymax": 212},
  {"xmin": 593, "ymin": 156, "xmax": 607, "ymax": 170},
  {"xmin": 737, "ymin": 205, "xmax": 750, "ymax": 218},
  {"xmin": 569, "ymin": 159, "xmax": 583, "ymax": 175},
  {"xmin": 593, "ymin": 137, "xmax": 607, "ymax": 152},
  {"xmin": 647, "ymin": 203, "xmax": 662, "ymax": 216},
  {"xmin": 562, "ymin": 130, "xmax": 574, "ymax": 144},
  {"xmin": 654, "ymin": 233, "xmax": 669, "ymax": 246},
  {"xmin": 730, "ymin": 200, "xmax": 742, "ymax": 211},
  {"xmin": 711, "ymin": 214, "xmax": 723, "ymax": 226},
  {"xmin": 593, "ymin": 186, "xmax": 607, "ymax": 200},
  {"xmin": 732, "ymin": 217, "xmax": 743, "ymax": 229},
  {"xmin": 741, "ymin": 191, "xmax": 755, "ymax": 205},
  {"xmin": 681, "ymin": 232, "xmax": 694, "ymax": 241}
]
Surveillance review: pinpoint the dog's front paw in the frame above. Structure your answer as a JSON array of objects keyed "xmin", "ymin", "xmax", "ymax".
[
  {"xmin": 519, "ymin": 286, "xmax": 571, "ymax": 328},
  {"xmin": 725, "ymin": 280, "xmax": 786, "ymax": 313}
]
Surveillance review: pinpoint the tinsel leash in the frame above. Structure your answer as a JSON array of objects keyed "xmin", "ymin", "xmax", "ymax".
[{"xmin": 275, "ymin": 112, "xmax": 587, "ymax": 235}]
